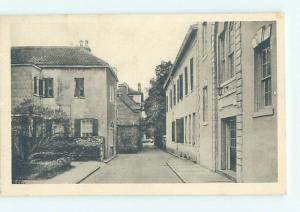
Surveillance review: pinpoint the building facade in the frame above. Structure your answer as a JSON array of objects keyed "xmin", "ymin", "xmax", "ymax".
[
  {"xmin": 164, "ymin": 21, "xmax": 277, "ymax": 182},
  {"xmin": 116, "ymin": 83, "xmax": 143, "ymax": 153},
  {"xmin": 11, "ymin": 44, "xmax": 118, "ymax": 159}
]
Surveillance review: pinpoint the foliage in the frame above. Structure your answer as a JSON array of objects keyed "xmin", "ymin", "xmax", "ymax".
[
  {"xmin": 143, "ymin": 60, "xmax": 172, "ymax": 147},
  {"xmin": 12, "ymin": 99, "xmax": 71, "ymax": 182}
]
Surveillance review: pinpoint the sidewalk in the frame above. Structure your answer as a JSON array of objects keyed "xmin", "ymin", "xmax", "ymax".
[
  {"xmin": 23, "ymin": 161, "xmax": 101, "ymax": 184},
  {"xmin": 166, "ymin": 157, "xmax": 232, "ymax": 183}
]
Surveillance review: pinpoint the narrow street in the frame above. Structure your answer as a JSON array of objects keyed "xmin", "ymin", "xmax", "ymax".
[{"xmin": 81, "ymin": 143, "xmax": 182, "ymax": 183}]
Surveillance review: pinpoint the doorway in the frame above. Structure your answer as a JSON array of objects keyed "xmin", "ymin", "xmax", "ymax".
[{"xmin": 221, "ymin": 116, "xmax": 237, "ymax": 172}]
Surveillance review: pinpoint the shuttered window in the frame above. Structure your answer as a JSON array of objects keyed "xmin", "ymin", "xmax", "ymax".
[{"xmin": 74, "ymin": 118, "xmax": 99, "ymax": 137}]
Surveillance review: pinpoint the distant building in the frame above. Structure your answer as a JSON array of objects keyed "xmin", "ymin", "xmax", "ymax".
[
  {"xmin": 116, "ymin": 82, "xmax": 144, "ymax": 153},
  {"xmin": 11, "ymin": 42, "xmax": 118, "ymax": 159},
  {"xmin": 164, "ymin": 21, "xmax": 277, "ymax": 182}
]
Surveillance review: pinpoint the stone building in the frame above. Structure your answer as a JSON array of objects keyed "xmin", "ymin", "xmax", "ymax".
[
  {"xmin": 11, "ymin": 42, "xmax": 118, "ymax": 159},
  {"xmin": 164, "ymin": 21, "xmax": 277, "ymax": 182},
  {"xmin": 116, "ymin": 83, "xmax": 143, "ymax": 153}
]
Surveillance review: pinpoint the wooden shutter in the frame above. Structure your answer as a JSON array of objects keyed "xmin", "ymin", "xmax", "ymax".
[
  {"xmin": 74, "ymin": 119, "xmax": 81, "ymax": 137},
  {"xmin": 39, "ymin": 79, "xmax": 43, "ymax": 96},
  {"xmin": 44, "ymin": 78, "xmax": 49, "ymax": 97},
  {"xmin": 92, "ymin": 119, "xmax": 98, "ymax": 136}
]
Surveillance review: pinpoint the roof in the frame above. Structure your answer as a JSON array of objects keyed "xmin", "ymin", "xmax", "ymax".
[
  {"xmin": 117, "ymin": 94, "xmax": 141, "ymax": 112},
  {"xmin": 163, "ymin": 24, "xmax": 198, "ymax": 90},
  {"xmin": 11, "ymin": 46, "xmax": 109, "ymax": 67},
  {"xmin": 11, "ymin": 46, "xmax": 118, "ymax": 81}
]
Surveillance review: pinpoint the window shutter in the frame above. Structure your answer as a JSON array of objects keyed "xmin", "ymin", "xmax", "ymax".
[
  {"xmin": 92, "ymin": 119, "xmax": 98, "ymax": 136},
  {"xmin": 39, "ymin": 79, "xmax": 43, "ymax": 96},
  {"xmin": 75, "ymin": 78, "xmax": 79, "ymax": 97},
  {"xmin": 74, "ymin": 119, "xmax": 81, "ymax": 137},
  {"xmin": 45, "ymin": 78, "xmax": 49, "ymax": 97}
]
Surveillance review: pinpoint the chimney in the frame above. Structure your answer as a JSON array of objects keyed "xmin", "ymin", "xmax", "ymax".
[
  {"xmin": 85, "ymin": 40, "xmax": 91, "ymax": 51},
  {"xmin": 138, "ymin": 83, "xmax": 141, "ymax": 92}
]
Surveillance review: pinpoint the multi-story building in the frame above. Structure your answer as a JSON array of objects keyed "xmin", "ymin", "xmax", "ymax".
[
  {"xmin": 11, "ymin": 42, "xmax": 118, "ymax": 159},
  {"xmin": 116, "ymin": 82, "xmax": 144, "ymax": 153},
  {"xmin": 164, "ymin": 21, "xmax": 277, "ymax": 183}
]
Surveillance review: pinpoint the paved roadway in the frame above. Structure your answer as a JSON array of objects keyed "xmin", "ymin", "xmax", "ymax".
[{"xmin": 81, "ymin": 143, "xmax": 182, "ymax": 183}]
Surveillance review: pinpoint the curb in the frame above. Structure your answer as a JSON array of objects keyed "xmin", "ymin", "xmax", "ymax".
[
  {"xmin": 103, "ymin": 154, "xmax": 117, "ymax": 164},
  {"xmin": 166, "ymin": 161, "xmax": 187, "ymax": 183},
  {"xmin": 76, "ymin": 166, "xmax": 101, "ymax": 184}
]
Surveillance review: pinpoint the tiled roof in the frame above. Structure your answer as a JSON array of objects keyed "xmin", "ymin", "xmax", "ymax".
[{"xmin": 11, "ymin": 46, "xmax": 110, "ymax": 67}]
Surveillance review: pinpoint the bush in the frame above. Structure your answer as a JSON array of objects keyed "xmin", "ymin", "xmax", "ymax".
[
  {"xmin": 35, "ymin": 137, "xmax": 104, "ymax": 161},
  {"xmin": 27, "ymin": 157, "xmax": 72, "ymax": 180}
]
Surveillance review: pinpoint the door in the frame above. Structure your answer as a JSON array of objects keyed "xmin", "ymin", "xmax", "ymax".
[
  {"xmin": 221, "ymin": 117, "xmax": 237, "ymax": 171},
  {"xmin": 228, "ymin": 118, "xmax": 236, "ymax": 171}
]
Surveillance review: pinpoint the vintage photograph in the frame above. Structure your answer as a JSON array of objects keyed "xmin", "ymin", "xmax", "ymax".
[{"xmin": 7, "ymin": 15, "xmax": 283, "ymax": 189}]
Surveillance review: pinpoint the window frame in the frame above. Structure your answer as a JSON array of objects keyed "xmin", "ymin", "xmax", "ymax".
[
  {"xmin": 75, "ymin": 78, "xmax": 85, "ymax": 98},
  {"xmin": 254, "ymin": 39, "xmax": 272, "ymax": 110}
]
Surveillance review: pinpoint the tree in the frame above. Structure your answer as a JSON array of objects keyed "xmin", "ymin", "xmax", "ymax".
[{"xmin": 144, "ymin": 60, "xmax": 172, "ymax": 148}]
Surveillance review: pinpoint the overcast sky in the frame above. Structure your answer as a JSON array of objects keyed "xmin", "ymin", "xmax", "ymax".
[{"xmin": 11, "ymin": 15, "xmax": 200, "ymax": 92}]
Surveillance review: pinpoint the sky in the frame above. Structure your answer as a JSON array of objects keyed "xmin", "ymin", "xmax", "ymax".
[{"xmin": 10, "ymin": 15, "xmax": 201, "ymax": 93}]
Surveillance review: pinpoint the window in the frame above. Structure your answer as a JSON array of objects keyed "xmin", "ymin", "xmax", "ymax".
[
  {"xmin": 172, "ymin": 121, "xmax": 176, "ymax": 142},
  {"xmin": 202, "ymin": 22, "xmax": 207, "ymax": 57},
  {"xmin": 190, "ymin": 58, "xmax": 194, "ymax": 91},
  {"xmin": 75, "ymin": 78, "xmax": 84, "ymax": 98},
  {"xmin": 228, "ymin": 23, "xmax": 235, "ymax": 78},
  {"xmin": 203, "ymin": 86, "xmax": 208, "ymax": 122},
  {"xmin": 169, "ymin": 89, "xmax": 173, "ymax": 108},
  {"xmin": 255, "ymin": 39, "xmax": 272, "ymax": 109},
  {"xmin": 177, "ymin": 79, "xmax": 180, "ymax": 102},
  {"xmin": 173, "ymin": 84, "xmax": 176, "ymax": 106},
  {"xmin": 192, "ymin": 113, "xmax": 196, "ymax": 145},
  {"xmin": 44, "ymin": 78, "xmax": 54, "ymax": 98},
  {"xmin": 179, "ymin": 74, "xmax": 183, "ymax": 100},
  {"xmin": 188, "ymin": 114, "xmax": 191, "ymax": 144},
  {"xmin": 33, "ymin": 77, "xmax": 38, "ymax": 94},
  {"xmin": 184, "ymin": 67, "xmax": 188, "ymax": 95},
  {"xmin": 218, "ymin": 23, "xmax": 235, "ymax": 85},
  {"xmin": 218, "ymin": 31, "xmax": 226, "ymax": 84},
  {"xmin": 81, "ymin": 119, "xmax": 93, "ymax": 137},
  {"xmin": 176, "ymin": 118, "xmax": 184, "ymax": 143},
  {"xmin": 166, "ymin": 96, "xmax": 168, "ymax": 112},
  {"xmin": 184, "ymin": 116, "xmax": 187, "ymax": 143},
  {"xmin": 74, "ymin": 119, "xmax": 98, "ymax": 137}
]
